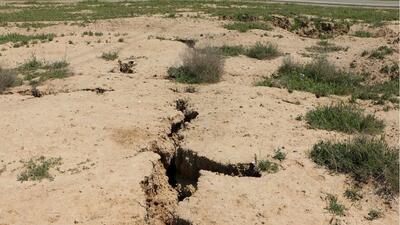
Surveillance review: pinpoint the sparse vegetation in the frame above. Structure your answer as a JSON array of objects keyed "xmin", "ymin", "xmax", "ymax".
[
  {"xmin": 0, "ymin": 33, "xmax": 55, "ymax": 45},
  {"xmin": 380, "ymin": 63, "xmax": 399, "ymax": 75},
  {"xmin": 168, "ymin": 47, "xmax": 224, "ymax": 84},
  {"xmin": 245, "ymin": 42, "xmax": 280, "ymax": 60},
  {"xmin": 369, "ymin": 46, "xmax": 394, "ymax": 59},
  {"xmin": 258, "ymin": 57, "xmax": 363, "ymax": 97},
  {"xmin": 224, "ymin": 22, "xmax": 271, "ymax": 32},
  {"xmin": 19, "ymin": 56, "xmax": 71, "ymax": 85},
  {"xmin": 305, "ymin": 104, "xmax": 384, "ymax": 134},
  {"xmin": 310, "ymin": 137, "xmax": 399, "ymax": 196},
  {"xmin": 259, "ymin": 57, "xmax": 399, "ymax": 102},
  {"xmin": 118, "ymin": 38, "xmax": 124, "ymax": 42},
  {"xmin": 101, "ymin": 51, "xmax": 119, "ymax": 61},
  {"xmin": 256, "ymin": 159, "xmax": 279, "ymax": 173},
  {"xmin": 306, "ymin": 40, "xmax": 347, "ymax": 53},
  {"xmin": 17, "ymin": 156, "xmax": 62, "ymax": 182},
  {"xmin": 344, "ymin": 187, "xmax": 363, "ymax": 201},
  {"xmin": 366, "ymin": 209, "xmax": 382, "ymax": 221},
  {"xmin": 272, "ymin": 148, "xmax": 286, "ymax": 161},
  {"xmin": 353, "ymin": 31, "xmax": 373, "ymax": 38},
  {"xmin": 325, "ymin": 194, "xmax": 346, "ymax": 216},
  {"xmin": 0, "ymin": 1, "xmax": 396, "ymax": 25},
  {"xmin": 216, "ymin": 45, "xmax": 245, "ymax": 57}
]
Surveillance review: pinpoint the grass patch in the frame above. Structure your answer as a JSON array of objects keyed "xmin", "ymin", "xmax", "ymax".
[
  {"xmin": 325, "ymin": 194, "xmax": 346, "ymax": 216},
  {"xmin": 352, "ymin": 78, "xmax": 399, "ymax": 104},
  {"xmin": 16, "ymin": 22, "xmax": 55, "ymax": 29},
  {"xmin": 344, "ymin": 187, "xmax": 363, "ymax": 201},
  {"xmin": 380, "ymin": 62, "xmax": 399, "ymax": 75},
  {"xmin": 17, "ymin": 156, "xmax": 62, "ymax": 182},
  {"xmin": 245, "ymin": 42, "xmax": 280, "ymax": 60},
  {"xmin": 258, "ymin": 57, "xmax": 363, "ymax": 97},
  {"xmin": 224, "ymin": 21, "xmax": 271, "ymax": 32},
  {"xmin": 259, "ymin": 57, "xmax": 399, "ymax": 102},
  {"xmin": 306, "ymin": 40, "xmax": 347, "ymax": 53},
  {"xmin": 216, "ymin": 45, "xmax": 245, "ymax": 57},
  {"xmin": 310, "ymin": 137, "xmax": 399, "ymax": 196},
  {"xmin": 369, "ymin": 46, "xmax": 394, "ymax": 59},
  {"xmin": 353, "ymin": 31, "xmax": 373, "ymax": 38},
  {"xmin": 0, "ymin": 33, "xmax": 55, "ymax": 45},
  {"xmin": 168, "ymin": 47, "xmax": 223, "ymax": 84},
  {"xmin": 272, "ymin": 148, "xmax": 286, "ymax": 161},
  {"xmin": 0, "ymin": 68, "xmax": 20, "ymax": 93},
  {"xmin": 101, "ymin": 51, "xmax": 118, "ymax": 61},
  {"xmin": 19, "ymin": 56, "xmax": 71, "ymax": 85},
  {"xmin": 0, "ymin": 1, "xmax": 396, "ymax": 25},
  {"xmin": 256, "ymin": 159, "xmax": 279, "ymax": 173},
  {"xmin": 366, "ymin": 209, "xmax": 382, "ymax": 221},
  {"xmin": 305, "ymin": 104, "xmax": 384, "ymax": 134}
]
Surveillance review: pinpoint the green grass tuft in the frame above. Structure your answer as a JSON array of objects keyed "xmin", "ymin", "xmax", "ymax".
[
  {"xmin": 305, "ymin": 104, "xmax": 384, "ymax": 134},
  {"xmin": 353, "ymin": 31, "xmax": 373, "ymax": 38},
  {"xmin": 369, "ymin": 46, "xmax": 394, "ymax": 59},
  {"xmin": 325, "ymin": 194, "xmax": 346, "ymax": 216},
  {"xmin": 256, "ymin": 159, "xmax": 279, "ymax": 173},
  {"xmin": 344, "ymin": 187, "xmax": 363, "ymax": 201},
  {"xmin": 272, "ymin": 148, "xmax": 286, "ymax": 161},
  {"xmin": 310, "ymin": 137, "xmax": 399, "ymax": 196},
  {"xmin": 101, "ymin": 51, "xmax": 118, "ymax": 61},
  {"xmin": 366, "ymin": 209, "xmax": 382, "ymax": 221},
  {"xmin": 245, "ymin": 42, "xmax": 280, "ymax": 60},
  {"xmin": 217, "ymin": 45, "xmax": 245, "ymax": 57},
  {"xmin": 258, "ymin": 57, "xmax": 363, "ymax": 97},
  {"xmin": 17, "ymin": 156, "xmax": 62, "ymax": 182}
]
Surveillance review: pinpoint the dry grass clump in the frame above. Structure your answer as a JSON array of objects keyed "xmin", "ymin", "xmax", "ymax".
[{"xmin": 168, "ymin": 47, "xmax": 224, "ymax": 83}]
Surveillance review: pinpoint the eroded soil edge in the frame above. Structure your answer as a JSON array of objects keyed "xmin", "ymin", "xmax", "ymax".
[{"xmin": 141, "ymin": 99, "xmax": 261, "ymax": 225}]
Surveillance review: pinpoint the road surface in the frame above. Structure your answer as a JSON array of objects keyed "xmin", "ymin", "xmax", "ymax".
[{"xmin": 268, "ymin": 0, "xmax": 399, "ymax": 8}]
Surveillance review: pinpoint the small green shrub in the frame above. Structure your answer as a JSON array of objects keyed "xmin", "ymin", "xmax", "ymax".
[
  {"xmin": 369, "ymin": 46, "xmax": 393, "ymax": 59},
  {"xmin": 272, "ymin": 148, "xmax": 286, "ymax": 161},
  {"xmin": 245, "ymin": 42, "xmax": 280, "ymax": 60},
  {"xmin": 168, "ymin": 47, "xmax": 224, "ymax": 84},
  {"xmin": 17, "ymin": 156, "xmax": 62, "ymax": 182},
  {"xmin": 366, "ymin": 209, "xmax": 382, "ymax": 220},
  {"xmin": 325, "ymin": 194, "xmax": 346, "ymax": 216},
  {"xmin": 305, "ymin": 104, "xmax": 384, "ymax": 134},
  {"xmin": 310, "ymin": 137, "xmax": 399, "ymax": 195},
  {"xmin": 353, "ymin": 31, "xmax": 373, "ymax": 38},
  {"xmin": 20, "ymin": 55, "xmax": 43, "ymax": 71},
  {"xmin": 256, "ymin": 159, "xmax": 279, "ymax": 173},
  {"xmin": 344, "ymin": 187, "xmax": 363, "ymax": 201},
  {"xmin": 101, "ymin": 51, "xmax": 119, "ymax": 61},
  {"xmin": 224, "ymin": 22, "xmax": 272, "ymax": 32}
]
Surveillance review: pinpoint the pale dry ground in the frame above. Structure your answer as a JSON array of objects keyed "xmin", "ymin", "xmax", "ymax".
[{"xmin": 0, "ymin": 15, "xmax": 398, "ymax": 225}]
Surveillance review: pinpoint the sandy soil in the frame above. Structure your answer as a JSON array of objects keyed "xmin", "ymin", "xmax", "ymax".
[{"xmin": 0, "ymin": 14, "xmax": 398, "ymax": 225}]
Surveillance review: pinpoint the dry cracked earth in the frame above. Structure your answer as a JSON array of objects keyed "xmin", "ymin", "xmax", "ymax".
[{"xmin": 0, "ymin": 11, "xmax": 399, "ymax": 225}]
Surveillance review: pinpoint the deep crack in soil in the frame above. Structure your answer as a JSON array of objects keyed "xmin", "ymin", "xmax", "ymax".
[{"xmin": 141, "ymin": 98, "xmax": 262, "ymax": 224}]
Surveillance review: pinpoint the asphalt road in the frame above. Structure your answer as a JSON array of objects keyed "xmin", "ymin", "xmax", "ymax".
[{"xmin": 268, "ymin": 0, "xmax": 399, "ymax": 8}]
